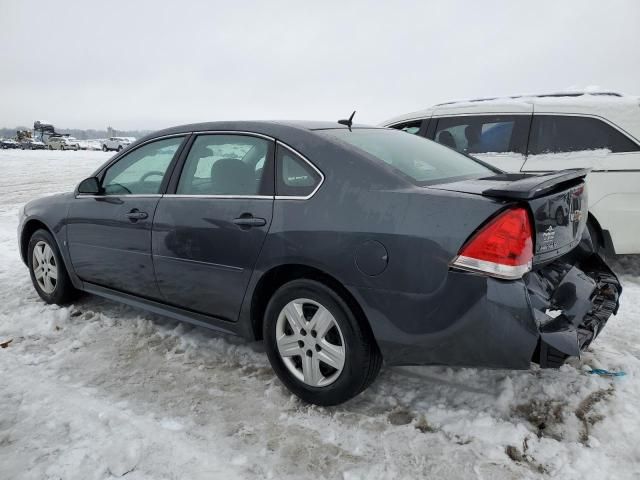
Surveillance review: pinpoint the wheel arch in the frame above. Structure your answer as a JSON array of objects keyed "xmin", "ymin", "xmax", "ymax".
[
  {"xmin": 249, "ymin": 264, "xmax": 378, "ymax": 348},
  {"xmin": 20, "ymin": 218, "xmax": 51, "ymax": 265}
]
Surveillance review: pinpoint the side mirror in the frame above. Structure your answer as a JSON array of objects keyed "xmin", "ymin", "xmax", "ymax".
[{"xmin": 77, "ymin": 177, "xmax": 101, "ymax": 195}]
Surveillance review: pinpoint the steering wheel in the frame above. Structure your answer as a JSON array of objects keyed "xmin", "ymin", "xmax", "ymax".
[{"xmin": 140, "ymin": 171, "xmax": 165, "ymax": 182}]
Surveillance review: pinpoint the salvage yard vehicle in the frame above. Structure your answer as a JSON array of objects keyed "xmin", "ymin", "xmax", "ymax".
[
  {"xmin": 18, "ymin": 121, "xmax": 621, "ymax": 405},
  {"xmin": 382, "ymin": 91, "xmax": 640, "ymax": 255},
  {"xmin": 102, "ymin": 136, "xmax": 133, "ymax": 152},
  {"xmin": 47, "ymin": 136, "xmax": 80, "ymax": 151},
  {"xmin": 20, "ymin": 138, "xmax": 46, "ymax": 150},
  {"xmin": 1, "ymin": 138, "xmax": 20, "ymax": 149}
]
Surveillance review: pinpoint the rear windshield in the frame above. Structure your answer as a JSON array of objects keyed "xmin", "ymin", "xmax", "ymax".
[{"xmin": 319, "ymin": 128, "xmax": 494, "ymax": 185}]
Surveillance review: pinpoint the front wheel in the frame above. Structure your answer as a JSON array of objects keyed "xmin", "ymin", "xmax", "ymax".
[
  {"xmin": 27, "ymin": 229, "xmax": 77, "ymax": 304},
  {"xmin": 263, "ymin": 279, "xmax": 381, "ymax": 406}
]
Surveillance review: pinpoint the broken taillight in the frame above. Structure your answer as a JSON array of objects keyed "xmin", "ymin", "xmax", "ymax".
[{"xmin": 451, "ymin": 207, "xmax": 533, "ymax": 280}]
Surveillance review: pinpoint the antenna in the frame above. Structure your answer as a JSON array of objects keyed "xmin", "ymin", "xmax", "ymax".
[{"xmin": 338, "ymin": 111, "xmax": 356, "ymax": 131}]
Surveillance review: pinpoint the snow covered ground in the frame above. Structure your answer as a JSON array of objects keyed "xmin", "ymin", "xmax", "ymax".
[{"xmin": 1, "ymin": 149, "xmax": 639, "ymax": 480}]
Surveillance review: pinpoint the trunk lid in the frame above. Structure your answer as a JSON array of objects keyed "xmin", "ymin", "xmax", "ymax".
[{"xmin": 430, "ymin": 169, "xmax": 590, "ymax": 264}]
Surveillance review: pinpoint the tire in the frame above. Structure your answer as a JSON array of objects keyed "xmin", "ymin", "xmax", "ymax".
[
  {"xmin": 263, "ymin": 279, "xmax": 382, "ymax": 406},
  {"xmin": 27, "ymin": 229, "xmax": 77, "ymax": 305},
  {"xmin": 117, "ymin": 145, "xmax": 123, "ymax": 152}
]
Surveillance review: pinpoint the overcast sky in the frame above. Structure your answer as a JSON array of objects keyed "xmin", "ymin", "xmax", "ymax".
[{"xmin": 1, "ymin": 0, "xmax": 638, "ymax": 131}]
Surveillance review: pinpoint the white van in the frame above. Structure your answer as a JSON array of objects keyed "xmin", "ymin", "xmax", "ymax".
[{"xmin": 382, "ymin": 91, "xmax": 640, "ymax": 255}]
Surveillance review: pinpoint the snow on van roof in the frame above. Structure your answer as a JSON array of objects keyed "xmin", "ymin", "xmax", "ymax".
[{"xmin": 434, "ymin": 90, "xmax": 625, "ymax": 107}]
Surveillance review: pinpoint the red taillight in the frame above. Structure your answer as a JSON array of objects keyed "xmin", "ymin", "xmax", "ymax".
[{"xmin": 452, "ymin": 207, "xmax": 533, "ymax": 280}]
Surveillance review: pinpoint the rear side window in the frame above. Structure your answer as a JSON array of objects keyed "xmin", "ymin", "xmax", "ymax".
[
  {"xmin": 320, "ymin": 128, "xmax": 493, "ymax": 185},
  {"xmin": 389, "ymin": 120, "xmax": 422, "ymax": 135},
  {"xmin": 433, "ymin": 115, "xmax": 529, "ymax": 154},
  {"xmin": 528, "ymin": 115, "xmax": 639, "ymax": 154},
  {"xmin": 177, "ymin": 135, "xmax": 272, "ymax": 196},
  {"xmin": 276, "ymin": 144, "xmax": 322, "ymax": 197}
]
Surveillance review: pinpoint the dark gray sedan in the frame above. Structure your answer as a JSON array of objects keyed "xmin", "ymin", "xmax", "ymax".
[{"xmin": 18, "ymin": 121, "xmax": 621, "ymax": 405}]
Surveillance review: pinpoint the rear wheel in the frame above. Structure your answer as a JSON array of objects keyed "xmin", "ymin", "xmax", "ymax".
[
  {"xmin": 27, "ymin": 229, "xmax": 77, "ymax": 304},
  {"xmin": 263, "ymin": 279, "xmax": 381, "ymax": 406}
]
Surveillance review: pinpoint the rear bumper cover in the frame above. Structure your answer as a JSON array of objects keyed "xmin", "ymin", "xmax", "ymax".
[{"xmin": 352, "ymin": 252, "xmax": 620, "ymax": 369}]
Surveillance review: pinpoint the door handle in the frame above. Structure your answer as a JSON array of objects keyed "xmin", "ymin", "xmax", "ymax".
[
  {"xmin": 125, "ymin": 209, "xmax": 148, "ymax": 221},
  {"xmin": 232, "ymin": 215, "xmax": 267, "ymax": 227}
]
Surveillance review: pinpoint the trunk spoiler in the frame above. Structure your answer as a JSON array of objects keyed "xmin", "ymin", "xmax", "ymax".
[{"xmin": 481, "ymin": 169, "xmax": 591, "ymax": 200}]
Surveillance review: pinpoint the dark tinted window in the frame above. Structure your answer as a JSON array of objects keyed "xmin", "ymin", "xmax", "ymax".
[
  {"xmin": 434, "ymin": 115, "xmax": 529, "ymax": 154},
  {"xmin": 529, "ymin": 115, "xmax": 639, "ymax": 154},
  {"xmin": 390, "ymin": 120, "xmax": 422, "ymax": 135},
  {"xmin": 319, "ymin": 128, "xmax": 492, "ymax": 185},
  {"xmin": 177, "ymin": 135, "xmax": 271, "ymax": 195},
  {"xmin": 276, "ymin": 145, "xmax": 321, "ymax": 197},
  {"xmin": 102, "ymin": 137, "xmax": 184, "ymax": 195}
]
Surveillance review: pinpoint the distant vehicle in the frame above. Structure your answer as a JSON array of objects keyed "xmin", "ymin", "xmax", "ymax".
[
  {"xmin": 382, "ymin": 91, "xmax": 640, "ymax": 255},
  {"xmin": 1, "ymin": 138, "xmax": 20, "ymax": 149},
  {"xmin": 17, "ymin": 120, "xmax": 621, "ymax": 405},
  {"xmin": 47, "ymin": 136, "xmax": 80, "ymax": 151},
  {"xmin": 85, "ymin": 140, "xmax": 103, "ymax": 151},
  {"xmin": 102, "ymin": 137, "xmax": 134, "ymax": 152},
  {"xmin": 20, "ymin": 139, "xmax": 46, "ymax": 150}
]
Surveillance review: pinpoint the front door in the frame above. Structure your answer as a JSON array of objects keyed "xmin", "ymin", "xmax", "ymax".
[
  {"xmin": 152, "ymin": 133, "xmax": 274, "ymax": 321},
  {"xmin": 67, "ymin": 135, "xmax": 186, "ymax": 298}
]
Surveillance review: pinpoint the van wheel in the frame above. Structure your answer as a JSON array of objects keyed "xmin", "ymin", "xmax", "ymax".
[
  {"xmin": 28, "ymin": 229, "xmax": 78, "ymax": 305},
  {"xmin": 263, "ymin": 279, "xmax": 381, "ymax": 406}
]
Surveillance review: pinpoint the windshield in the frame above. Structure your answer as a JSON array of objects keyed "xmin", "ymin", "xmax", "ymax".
[{"xmin": 319, "ymin": 128, "xmax": 495, "ymax": 185}]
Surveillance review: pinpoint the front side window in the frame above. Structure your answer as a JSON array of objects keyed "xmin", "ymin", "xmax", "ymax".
[
  {"xmin": 320, "ymin": 128, "xmax": 493, "ymax": 185},
  {"xmin": 528, "ymin": 115, "xmax": 639, "ymax": 154},
  {"xmin": 102, "ymin": 137, "xmax": 184, "ymax": 195},
  {"xmin": 276, "ymin": 145, "xmax": 321, "ymax": 197},
  {"xmin": 177, "ymin": 134, "xmax": 272, "ymax": 195},
  {"xmin": 433, "ymin": 115, "xmax": 528, "ymax": 154}
]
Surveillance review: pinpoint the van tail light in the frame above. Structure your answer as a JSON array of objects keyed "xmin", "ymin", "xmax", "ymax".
[{"xmin": 451, "ymin": 207, "xmax": 533, "ymax": 280}]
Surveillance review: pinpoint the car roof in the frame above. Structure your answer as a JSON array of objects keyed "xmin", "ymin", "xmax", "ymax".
[{"xmin": 140, "ymin": 120, "xmax": 383, "ymax": 145}]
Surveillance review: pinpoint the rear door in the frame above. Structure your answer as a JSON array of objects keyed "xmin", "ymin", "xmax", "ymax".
[
  {"xmin": 67, "ymin": 135, "xmax": 186, "ymax": 298},
  {"xmin": 522, "ymin": 114, "xmax": 640, "ymax": 253},
  {"xmin": 152, "ymin": 133, "xmax": 274, "ymax": 322},
  {"xmin": 430, "ymin": 114, "xmax": 532, "ymax": 172}
]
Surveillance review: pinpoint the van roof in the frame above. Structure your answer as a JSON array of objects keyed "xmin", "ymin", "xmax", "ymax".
[{"xmin": 381, "ymin": 90, "xmax": 640, "ymax": 138}]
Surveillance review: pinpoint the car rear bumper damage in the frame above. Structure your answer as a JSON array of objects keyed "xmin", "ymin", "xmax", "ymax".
[
  {"xmin": 353, "ymin": 250, "xmax": 620, "ymax": 369},
  {"xmin": 526, "ymin": 252, "xmax": 621, "ymax": 368}
]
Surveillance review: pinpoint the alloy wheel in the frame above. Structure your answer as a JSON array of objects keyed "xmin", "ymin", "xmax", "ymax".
[
  {"xmin": 32, "ymin": 241, "xmax": 58, "ymax": 294},
  {"xmin": 275, "ymin": 298, "xmax": 346, "ymax": 387}
]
